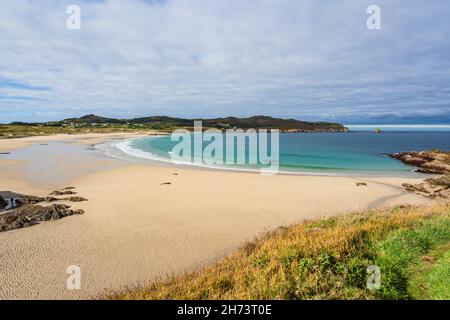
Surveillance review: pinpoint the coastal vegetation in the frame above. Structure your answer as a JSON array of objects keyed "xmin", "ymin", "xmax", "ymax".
[
  {"xmin": 107, "ymin": 201, "xmax": 450, "ymax": 300},
  {"xmin": 408, "ymin": 243, "xmax": 450, "ymax": 299},
  {"xmin": 0, "ymin": 123, "xmax": 143, "ymax": 139},
  {"xmin": 0, "ymin": 114, "xmax": 347, "ymax": 138}
]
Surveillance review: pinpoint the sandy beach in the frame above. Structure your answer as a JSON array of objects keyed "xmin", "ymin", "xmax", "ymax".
[{"xmin": 0, "ymin": 133, "xmax": 430, "ymax": 299}]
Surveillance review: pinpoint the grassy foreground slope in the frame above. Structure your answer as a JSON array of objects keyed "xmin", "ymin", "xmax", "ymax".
[
  {"xmin": 409, "ymin": 243, "xmax": 450, "ymax": 299},
  {"xmin": 108, "ymin": 202, "xmax": 450, "ymax": 300}
]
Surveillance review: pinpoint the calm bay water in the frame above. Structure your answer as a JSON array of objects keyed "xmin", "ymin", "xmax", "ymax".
[{"xmin": 117, "ymin": 131, "xmax": 450, "ymax": 175}]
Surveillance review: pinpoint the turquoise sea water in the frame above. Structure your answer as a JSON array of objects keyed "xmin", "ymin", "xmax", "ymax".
[{"xmin": 116, "ymin": 131, "xmax": 450, "ymax": 175}]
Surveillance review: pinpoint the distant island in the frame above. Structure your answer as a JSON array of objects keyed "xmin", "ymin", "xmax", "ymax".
[{"xmin": 0, "ymin": 114, "xmax": 348, "ymax": 138}]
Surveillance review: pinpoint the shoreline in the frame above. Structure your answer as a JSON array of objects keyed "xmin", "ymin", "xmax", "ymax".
[
  {"xmin": 105, "ymin": 136, "xmax": 425, "ymax": 179},
  {"xmin": 0, "ymin": 133, "xmax": 431, "ymax": 299}
]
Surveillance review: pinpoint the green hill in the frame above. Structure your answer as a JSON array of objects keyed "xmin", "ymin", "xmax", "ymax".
[
  {"xmin": 12, "ymin": 114, "xmax": 347, "ymax": 131},
  {"xmin": 1, "ymin": 114, "xmax": 347, "ymax": 138}
]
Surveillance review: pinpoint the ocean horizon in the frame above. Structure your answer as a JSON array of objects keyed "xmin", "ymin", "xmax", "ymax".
[{"xmin": 345, "ymin": 124, "xmax": 450, "ymax": 131}]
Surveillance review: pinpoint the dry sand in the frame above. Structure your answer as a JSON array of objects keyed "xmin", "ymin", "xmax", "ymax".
[
  {"xmin": 0, "ymin": 134, "xmax": 429, "ymax": 299},
  {"xmin": 0, "ymin": 132, "xmax": 163, "ymax": 153}
]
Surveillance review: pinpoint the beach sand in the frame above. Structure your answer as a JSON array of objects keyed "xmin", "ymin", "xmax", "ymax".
[{"xmin": 0, "ymin": 134, "xmax": 429, "ymax": 299}]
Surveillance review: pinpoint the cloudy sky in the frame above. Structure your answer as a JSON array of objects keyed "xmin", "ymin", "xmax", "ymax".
[{"xmin": 0, "ymin": 0, "xmax": 449, "ymax": 124}]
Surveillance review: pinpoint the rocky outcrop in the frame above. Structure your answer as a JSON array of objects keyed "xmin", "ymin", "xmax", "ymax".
[
  {"xmin": 390, "ymin": 150, "xmax": 450, "ymax": 198},
  {"xmin": 388, "ymin": 150, "xmax": 450, "ymax": 174},
  {"xmin": 0, "ymin": 188, "xmax": 88, "ymax": 232},
  {"xmin": 401, "ymin": 181, "xmax": 450, "ymax": 198},
  {"xmin": 0, "ymin": 204, "xmax": 84, "ymax": 232}
]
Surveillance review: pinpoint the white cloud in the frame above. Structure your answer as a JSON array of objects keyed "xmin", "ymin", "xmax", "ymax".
[{"xmin": 0, "ymin": 0, "xmax": 449, "ymax": 122}]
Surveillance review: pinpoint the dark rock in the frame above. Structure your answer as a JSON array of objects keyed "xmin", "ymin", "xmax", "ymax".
[
  {"xmin": 14, "ymin": 195, "xmax": 61, "ymax": 207},
  {"xmin": 356, "ymin": 182, "xmax": 367, "ymax": 186},
  {"xmin": 414, "ymin": 168, "xmax": 437, "ymax": 174},
  {"xmin": 63, "ymin": 187, "xmax": 76, "ymax": 190},
  {"xmin": 65, "ymin": 196, "xmax": 88, "ymax": 202},
  {"xmin": 44, "ymin": 196, "xmax": 60, "ymax": 202},
  {"xmin": 401, "ymin": 183, "xmax": 416, "ymax": 192},
  {"xmin": 15, "ymin": 195, "xmax": 45, "ymax": 206},
  {"xmin": 17, "ymin": 193, "xmax": 86, "ymax": 203},
  {"xmin": 50, "ymin": 190, "xmax": 77, "ymax": 196},
  {"xmin": 160, "ymin": 182, "xmax": 171, "ymax": 185},
  {"xmin": 0, "ymin": 204, "xmax": 84, "ymax": 232},
  {"xmin": 0, "ymin": 195, "xmax": 7, "ymax": 210}
]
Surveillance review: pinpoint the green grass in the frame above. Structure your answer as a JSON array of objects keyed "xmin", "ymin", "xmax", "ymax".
[
  {"xmin": 373, "ymin": 216, "xmax": 450, "ymax": 299},
  {"xmin": 408, "ymin": 244, "xmax": 450, "ymax": 300},
  {"xmin": 106, "ymin": 202, "xmax": 450, "ymax": 300}
]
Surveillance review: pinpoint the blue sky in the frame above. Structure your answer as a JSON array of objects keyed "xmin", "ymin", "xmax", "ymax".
[{"xmin": 0, "ymin": 0, "xmax": 449, "ymax": 124}]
